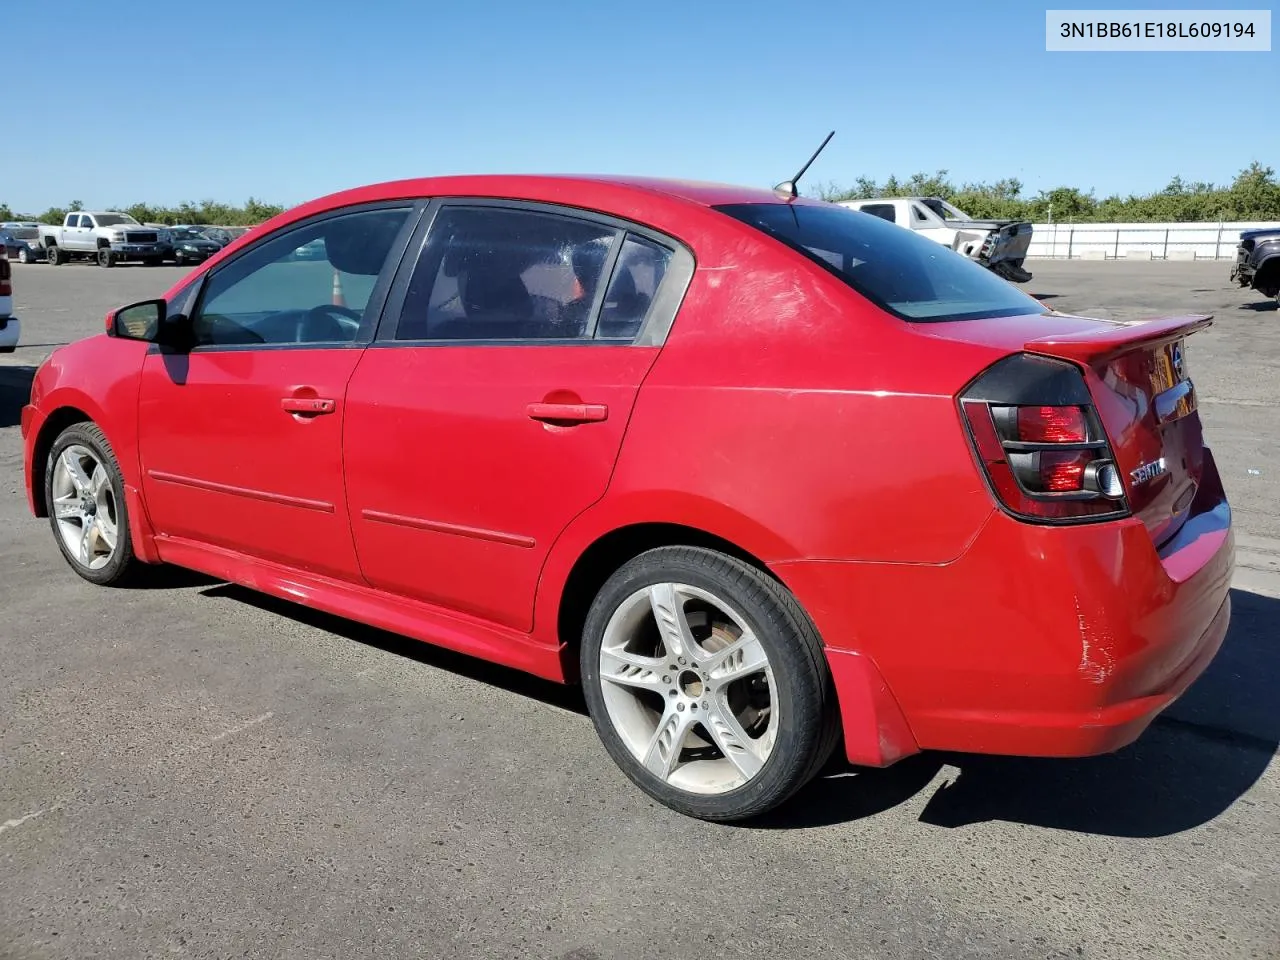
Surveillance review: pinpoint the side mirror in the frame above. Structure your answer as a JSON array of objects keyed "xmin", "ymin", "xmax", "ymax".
[{"xmin": 108, "ymin": 298, "xmax": 166, "ymax": 341}]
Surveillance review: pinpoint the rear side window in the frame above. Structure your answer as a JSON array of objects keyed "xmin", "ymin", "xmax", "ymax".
[
  {"xmin": 395, "ymin": 206, "xmax": 619, "ymax": 341},
  {"xmin": 596, "ymin": 235, "xmax": 673, "ymax": 340},
  {"xmin": 859, "ymin": 203, "xmax": 896, "ymax": 223},
  {"xmin": 714, "ymin": 202, "xmax": 1044, "ymax": 323}
]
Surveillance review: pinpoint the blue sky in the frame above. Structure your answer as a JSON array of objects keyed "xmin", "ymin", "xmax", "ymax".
[{"xmin": 6, "ymin": 0, "xmax": 1275, "ymax": 212}]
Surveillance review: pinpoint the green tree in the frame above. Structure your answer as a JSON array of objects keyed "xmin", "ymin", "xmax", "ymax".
[{"xmin": 807, "ymin": 165, "xmax": 1280, "ymax": 222}]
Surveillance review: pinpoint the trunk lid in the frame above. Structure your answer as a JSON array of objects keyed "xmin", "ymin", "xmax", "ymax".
[
  {"xmin": 928, "ymin": 311, "xmax": 1212, "ymax": 546},
  {"xmin": 1022, "ymin": 314, "xmax": 1210, "ymax": 546},
  {"xmin": 986, "ymin": 223, "xmax": 1033, "ymax": 264}
]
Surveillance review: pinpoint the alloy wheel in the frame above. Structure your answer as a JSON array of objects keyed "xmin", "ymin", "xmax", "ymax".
[
  {"xmin": 50, "ymin": 444, "xmax": 119, "ymax": 571},
  {"xmin": 597, "ymin": 582, "xmax": 778, "ymax": 795}
]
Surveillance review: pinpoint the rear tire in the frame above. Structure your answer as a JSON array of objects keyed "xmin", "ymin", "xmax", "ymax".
[
  {"xmin": 580, "ymin": 546, "xmax": 839, "ymax": 822},
  {"xmin": 44, "ymin": 422, "xmax": 141, "ymax": 587},
  {"xmin": 47, "ymin": 245, "xmax": 65, "ymax": 266}
]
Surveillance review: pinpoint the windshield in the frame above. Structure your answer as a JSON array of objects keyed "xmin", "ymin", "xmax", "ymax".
[
  {"xmin": 714, "ymin": 202, "xmax": 1043, "ymax": 323},
  {"xmin": 94, "ymin": 214, "xmax": 139, "ymax": 226},
  {"xmin": 5, "ymin": 227, "xmax": 40, "ymax": 240},
  {"xmin": 171, "ymin": 228, "xmax": 203, "ymax": 240}
]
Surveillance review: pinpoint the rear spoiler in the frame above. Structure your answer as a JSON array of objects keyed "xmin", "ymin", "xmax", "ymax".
[{"xmin": 1023, "ymin": 314, "xmax": 1213, "ymax": 365}]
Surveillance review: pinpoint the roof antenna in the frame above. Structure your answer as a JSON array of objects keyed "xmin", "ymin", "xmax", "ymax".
[{"xmin": 773, "ymin": 130, "xmax": 835, "ymax": 200}]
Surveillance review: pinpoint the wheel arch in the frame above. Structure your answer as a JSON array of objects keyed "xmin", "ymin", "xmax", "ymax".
[
  {"xmin": 1254, "ymin": 254, "xmax": 1280, "ymax": 296},
  {"xmin": 29, "ymin": 405, "xmax": 95, "ymax": 516},
  {"xmin": 542, "ymin": 499, "xmax": 801, "ymax": 684}
]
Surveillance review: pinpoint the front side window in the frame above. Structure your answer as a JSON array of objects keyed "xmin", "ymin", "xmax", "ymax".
[
  {"xmin": 395, "ymin": 206, "xmax": 619, "ymax": 341},
  {"xmin": 190, "ymin": 205, "xmax": 412, "ymax": 347},
  {"xmin": 95, "ymin": 214, "xmax": 136, "ymax": 227},
  {"xmin": 715, "ymin": 202, "xmax": 1043, "ymax": 323}
]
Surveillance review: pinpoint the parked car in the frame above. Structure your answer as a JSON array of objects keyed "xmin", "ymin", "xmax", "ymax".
[
  {"xmin": 0, "ymin": 222, "xmax": 46, "ymax": 263},
  {"xmin": 165, "ymin": 226, "xmax": 223, "ymax": 265},
  {"xmin": 1229, "ymin": 227, "xmax": 1280, "ymax": 303},
  {"xmin": 199, "ymin": 226, "xmax": 250, "ymax": 247},
  {"xmin": 40, "ymin": 211, "xmax": 168, "ymax": 267},
  {"xmin": 0, "ymin": 246, "xmax": 16, "ymax": 352},
  {"xmin": 19, "ymin": 175, "xmax": 1234, "ymax": 822},
  {"xmin": 839, "ymin": 196, "xmax": 1035, "ymax": 282}
]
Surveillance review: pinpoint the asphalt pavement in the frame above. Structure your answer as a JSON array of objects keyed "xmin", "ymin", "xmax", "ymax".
[{"xmin": 1, "ymin": 259, "xmax": 1277, "ymax": 959}]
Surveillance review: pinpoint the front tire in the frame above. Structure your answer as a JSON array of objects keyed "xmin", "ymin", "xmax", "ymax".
[
  {"xmin": 97, "ymin": 247, "xmax": 116, "ymax": 268},
  {"xmin": 44, "ymin": 422, "xmax": 140, "ymax": 586},
  {"xmin": 580, "ymin": 546, "xmax": 839, "ymax": 822},
  {"xmin": 17, "ymin": 247, "xmax": 30, "ymax": 264}
]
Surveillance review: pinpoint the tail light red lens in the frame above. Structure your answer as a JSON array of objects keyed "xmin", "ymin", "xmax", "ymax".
[
  {"xmin": 1038, "ymin": 450, "xmax": 1090, "ymax": 491},
  {"xmin": 1016, "ymin": 405, "xmax": 1087, "ymax": 443},
  {"xmin": 958, "ymin": 354, "xmax": 1129, "ymax": 524},
  {"xmin": 0, "ymin": 252, "xmax": 11, "ymax": 297}
]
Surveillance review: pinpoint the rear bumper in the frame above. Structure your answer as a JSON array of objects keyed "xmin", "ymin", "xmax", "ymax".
[{"xmin": 774, "ymin": 448, "xmax": 1235, "ymax": 767}]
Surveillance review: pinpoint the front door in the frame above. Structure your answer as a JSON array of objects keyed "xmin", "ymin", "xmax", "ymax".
[
  {"xmin": 343, "ymin": 201, "xmax": 687, "ymax": 631},
  {"xmin": 136, "ymin": 202, "xmax": 419, "ymax": 581}
]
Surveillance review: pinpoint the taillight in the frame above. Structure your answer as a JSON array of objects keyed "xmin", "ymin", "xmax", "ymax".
[
  {"xmin": 0, "ymin": 251, "xmax": 10, "ymax": 297},
  {"xmin": 958, "ymin": 353, "xmax": 1129, "ymax": 524}
]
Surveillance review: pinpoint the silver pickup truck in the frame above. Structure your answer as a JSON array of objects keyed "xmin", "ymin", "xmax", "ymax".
[{"xmin": 40, "ymin": 212, "xmax": 170, "ymax": 268}]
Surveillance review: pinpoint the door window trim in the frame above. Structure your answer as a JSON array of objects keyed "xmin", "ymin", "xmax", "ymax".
[
  {"xmin": 371, "ymin": 197, "xmax": 695, "ymax": 349},
  {"xmin": 160, "ymin": 200, "xmax": 429, "ymax": 355}
]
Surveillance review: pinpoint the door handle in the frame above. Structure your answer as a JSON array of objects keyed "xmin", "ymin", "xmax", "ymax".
[
  {"xmin": 282, "ymin": 397, "xmax": 336, "ymax": 416},
  {"xmin": 526, "ymin": 402, "xmax": 608, "ymax": 424}
]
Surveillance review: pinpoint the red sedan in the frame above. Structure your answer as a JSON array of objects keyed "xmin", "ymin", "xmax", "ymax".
[{"xmin": 20, "ymin": 175, "xmax": 1234, "ymax": 821}]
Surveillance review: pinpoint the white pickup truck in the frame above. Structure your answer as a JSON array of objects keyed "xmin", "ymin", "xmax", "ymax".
[
  {"xmin": 0, "ymin": 247, "xmax": 17, "ymax": 353},
  {"xmin": 838, "ymin": 196, "xmax": 1034, "ymax": 283},
  {"xmin": 40, "ymin": 212, "xmax": 170, "ymax": 268}
]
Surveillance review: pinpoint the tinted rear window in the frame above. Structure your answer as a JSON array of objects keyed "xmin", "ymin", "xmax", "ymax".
[{"xmin": 714, "ymin": 202, "xmax": 1043, "ymax": 322}]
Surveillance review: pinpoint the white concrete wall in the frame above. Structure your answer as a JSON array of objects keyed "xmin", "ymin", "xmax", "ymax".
[{"xmin": 1027, "ymin": 221, "xmax": 1280, "ymax": 260}]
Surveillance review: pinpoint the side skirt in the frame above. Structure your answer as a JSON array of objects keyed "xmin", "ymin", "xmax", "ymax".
[{"xmin": 153, "ymin": 535, "xmax": 567, "ymax": 682}]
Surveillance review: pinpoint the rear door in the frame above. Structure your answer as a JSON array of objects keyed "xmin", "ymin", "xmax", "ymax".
[
  {"xmin": 342, "ymin": 200, "xmax": 694, "ymax": 631},
  {"xmin": 69, "ymin": 215, "xmax": 92, "ymax": 251}
]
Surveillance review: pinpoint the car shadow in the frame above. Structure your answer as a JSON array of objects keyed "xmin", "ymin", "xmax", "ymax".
[
  {"xmin": 1029, "ymin": 292, "xmax": 1061, "ymax": 301},
  {"xmin": 752, "ymin": 587, "xmax": 1278, "ymax": 836},
  {"xmin": 197, "ymin": 582, "xmax": 588, "ymax": 716},
  {"xmin": 125, "ymin": 565, "xmax": 223, "ymax": 590},
  {"xmin": 1239, "ymin": 300, "xmax": 1278, "ymax": 312},
  {"xmin": 0, "ymin": 365, "xmax": 36, "ymax": 428},
  {"xmin": 192, "ymin": 579, "xmax": 1277, "ymax": 838}
]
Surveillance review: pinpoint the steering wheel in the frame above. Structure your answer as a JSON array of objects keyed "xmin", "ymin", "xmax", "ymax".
[{"xmin": 299, "ymin": 303, "xmax": 364, "ymax": 342}]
